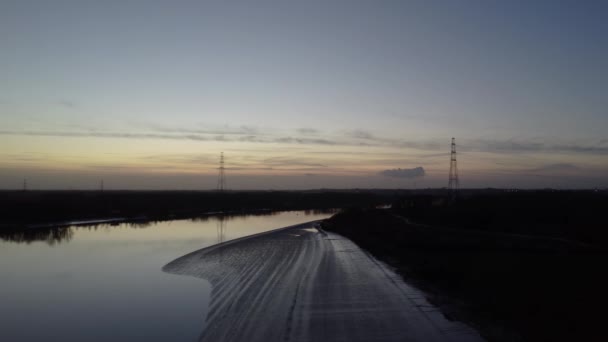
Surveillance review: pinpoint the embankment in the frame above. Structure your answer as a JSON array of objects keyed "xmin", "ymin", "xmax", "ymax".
[{"xmin": 163, "ymin": 221, "xmax": 483, "ymax": 342}]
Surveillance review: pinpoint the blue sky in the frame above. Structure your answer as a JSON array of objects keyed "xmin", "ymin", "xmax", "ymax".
[{"xmin": 1, "ymin": 1, "xmax": 607, "ymax": 189}]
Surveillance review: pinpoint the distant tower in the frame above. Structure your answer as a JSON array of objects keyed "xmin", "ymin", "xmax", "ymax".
[
  {"xmin": 217, "ymin": 152, "xmax": 226, "ymax": 191},
  {"xmin": 100, "ymin": 180, "xmax": 104, "ymax": 192},
  {"xmin": 448, "ymin": 137, "xmax": 459, "ymax": 197},
  {"xmin": 22, "ymin": 179, "xmax": 27, "ymax": 192}
]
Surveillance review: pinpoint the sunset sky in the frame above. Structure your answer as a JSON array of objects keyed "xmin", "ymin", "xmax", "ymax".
[{"xmin": 1, "ymin": 1, "xmax": 607, "ymax": 189}]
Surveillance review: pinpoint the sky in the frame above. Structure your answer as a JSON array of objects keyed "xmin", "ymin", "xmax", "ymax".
[{"xmin": 1, "ymin": 0, "xmax": 607, "ymax": 189}]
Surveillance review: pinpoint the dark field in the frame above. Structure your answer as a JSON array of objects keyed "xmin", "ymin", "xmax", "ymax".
[{"xmin": 323, "ymin": 190, "xmax": 608, "ymax": 342}]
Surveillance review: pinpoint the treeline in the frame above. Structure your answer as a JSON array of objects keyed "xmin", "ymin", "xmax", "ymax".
[{"xmin": 0, "ymin": 190, "xmax": 387, "ymax": 227}]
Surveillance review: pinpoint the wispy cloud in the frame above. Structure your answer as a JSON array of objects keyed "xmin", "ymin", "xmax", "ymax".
[
  {"xmin": 2, "ymin": 128, "xmax": 608, "ymax": 156},
  {"xmin": 263, "ymin": 157, "xmax": 328, "ymax": 169},
  {"xmin": 469, "ymin": 139, "xmax": 608, "ymax": 155},
  {"xmin": 57, "ymin": 100, "xmax": 76, "ymax": 108},
  {"xmin": 347, "ymin": 130, "xmax": 375, "ymax": 140},
  {"xmin": 139, "ymin": 154, "xmax": 217, "ymax": 164},
  {"xmin": 530, "ymin": 163, "xmax": 579, "ymax": 173},
  {"xmin": 1, "ymin": 153, "xmax": 50, "ymax": 163},
  {"xmin": 397, "ymin": 141, "xmax": 443, "ymax": 150},
  {"xmin": 0, "ymin": 129, "xmax": 340, "ymax": 146},
  {"xmin": 274, "ymin": 137, "xmax": 337, "ymax": 145},
  {"xmin": 416, "ymin": 152, "xmax": 450, "ymax": 158},
  {"xmin": 296, "ymin": 128, "xmax": 320, "ymax": 135},
  {"xmin": 0, "ymin": 130, "xmax": 197, "ymax": 140},
  {"xmin": 145, "ymin": 123, "xmax": 259, "ymax": 136}
]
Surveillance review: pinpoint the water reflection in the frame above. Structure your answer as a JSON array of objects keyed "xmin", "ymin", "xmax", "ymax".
[
  {"xmin": 0, "ymin": 210, "xmax": 337, "ymax": 342},
  {"xmin": 0, "ymin": 226, "xmax": 75, "ymax": 245},
  {"xmin": 0, "ymin": 209, "xmax": 338, "ymax": 245},
  {"xmin": 217, "ymin": 216, "xmax": 227, "ymax": 244}
]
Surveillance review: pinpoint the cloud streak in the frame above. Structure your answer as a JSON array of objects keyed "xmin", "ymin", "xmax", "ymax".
[
  {"xmin": 530, "ymin": 163, "xmax": 579, "ymax": 173},
  {"xmin": 57, "ymin": 100, "xmax": 76, "ymax": 108},
  {"xmin": 144, "ymin": 123, "xmax": 259, "ymax": 136},
  {"xmin": 2, "ymin": 129, "xmax": 608, "ymax": 156},
  {"xmin": 296, "ymin": 128, "xmax": 320, "ymax": 135},
  {"xmin": 469, "ymin": 139, "xmax": 608, "ymax": 155}
]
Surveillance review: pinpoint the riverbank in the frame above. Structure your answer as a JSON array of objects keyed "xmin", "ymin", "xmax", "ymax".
[
  {"xmin": 322, "ymin": 208, "xmax": 608, "ymax": 341},
  {"xmin": 0, "ymin": 208, "xmax": 285, "ymax": 232},
  {"xmin": 0, "ymin": 209, "xmax": 336, "ymax": 245},
  {"xmin": 0, "ymin": 190, "xmax": 386, "ymax": 230}
]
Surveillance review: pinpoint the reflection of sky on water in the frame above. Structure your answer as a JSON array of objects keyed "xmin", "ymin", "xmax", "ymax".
[{"xmin": 0, "ymin": 211, "xmax": 332, "ymax": 341}]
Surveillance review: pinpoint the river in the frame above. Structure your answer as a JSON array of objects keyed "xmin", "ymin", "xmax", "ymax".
[{"xmin": 0, "ymin": 210, "xmax": 333, "ymax": 342}]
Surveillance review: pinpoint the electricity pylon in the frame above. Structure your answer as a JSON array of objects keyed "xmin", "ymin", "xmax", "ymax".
[
  {"xmin": 448, "ymin": 137, "xmax": 459, "ymax": 198},
  {"xmin": 217, "ymin": 152, "xmax": 226, "ymax": 191}
]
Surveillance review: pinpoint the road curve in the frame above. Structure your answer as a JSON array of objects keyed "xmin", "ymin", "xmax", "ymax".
[{"xmin": 163, "ymin": 221, "xmax": 484, "ymax": 342}]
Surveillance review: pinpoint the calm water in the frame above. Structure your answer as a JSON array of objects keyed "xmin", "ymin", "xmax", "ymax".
[{"xmin": 0, "ymin": 211, "xmax": 332, "ymax": 341}]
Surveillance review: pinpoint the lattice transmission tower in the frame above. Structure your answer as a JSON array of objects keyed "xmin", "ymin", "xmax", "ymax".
[
  {"xmin": 217, "ymin": 152, "xmax": 226, "ymax": 191},
  {"xmin": 448, "ymin": 137, "xmax": 459, "ymax": 197}
]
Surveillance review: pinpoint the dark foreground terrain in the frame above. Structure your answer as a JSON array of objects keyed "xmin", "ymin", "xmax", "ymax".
[
  {"xmin": 2, "ymin": 189, "xmax": 606, "ymax": 340},
  {"xmin": 323, "ymin": 191, "xmax": 608, "ymax": 342}
]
